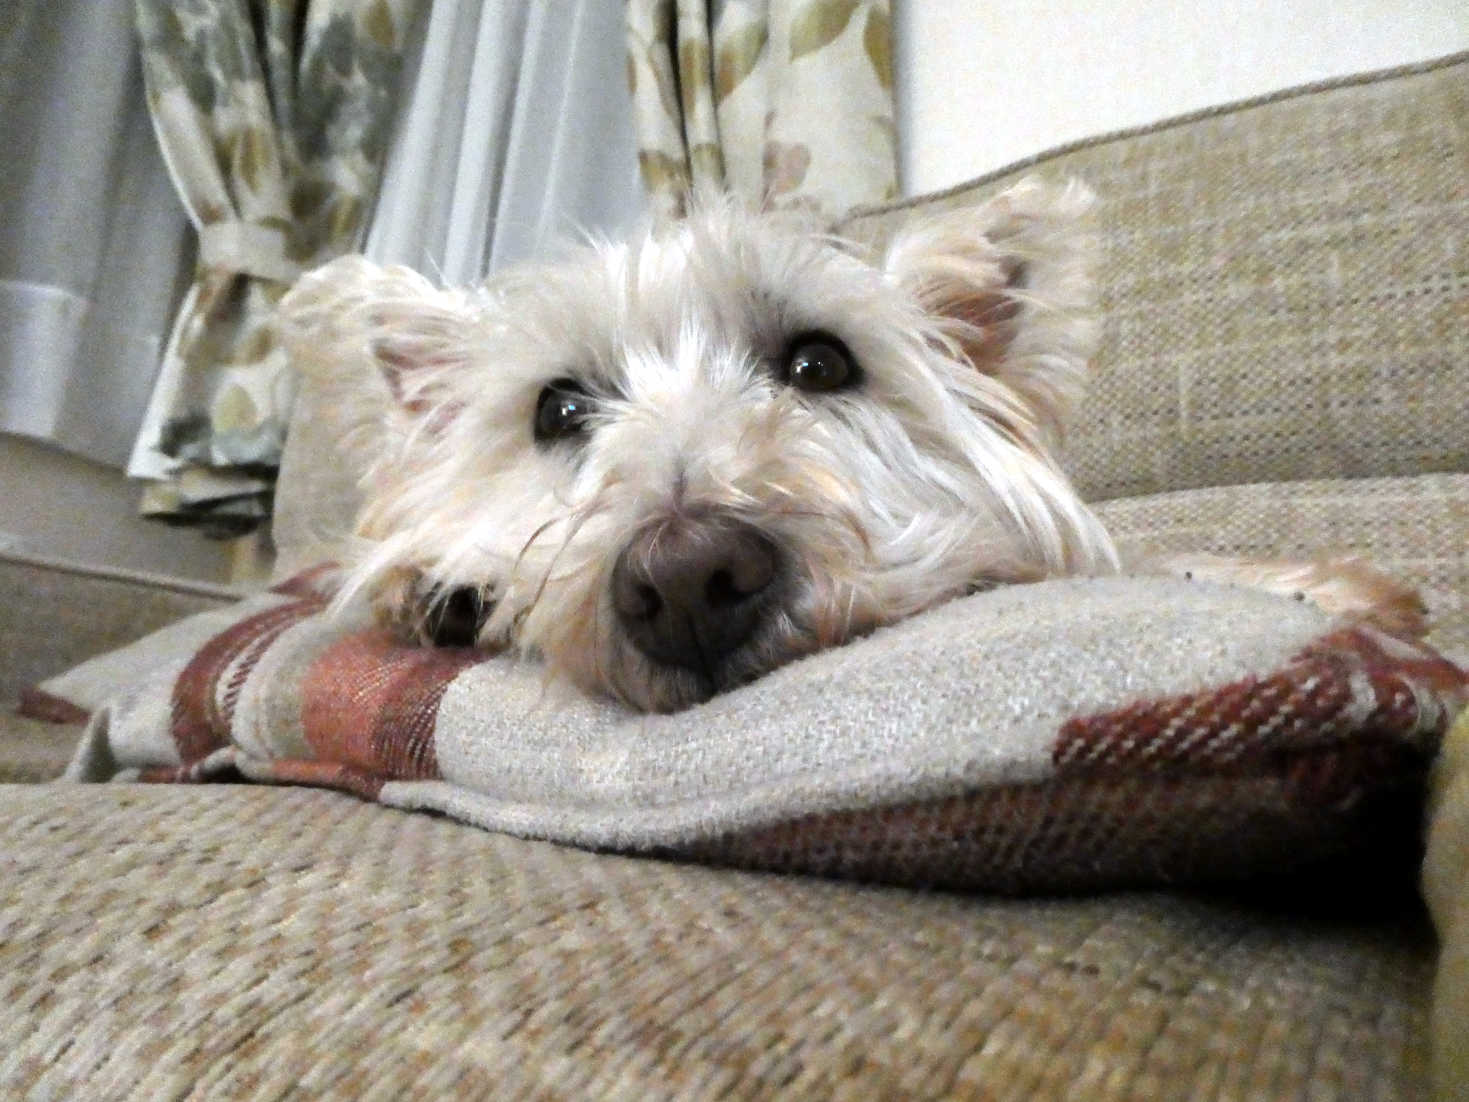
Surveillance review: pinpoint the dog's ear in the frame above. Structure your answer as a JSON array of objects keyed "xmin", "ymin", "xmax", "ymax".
[
  {"xmin": 882, "ymin": 178, "xmax": 1099, "ymax": 446},
  {"xmin": 279, "ymin": 255, "xmax": 478, "ymax": 416}
]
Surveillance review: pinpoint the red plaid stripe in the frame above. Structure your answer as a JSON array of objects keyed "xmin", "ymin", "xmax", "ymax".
[
  {"xmin": 1054, "ymin": 627, "xmax": 1466, "ymax": 774},
  {"xmin": 299, "ymin": 630, "xmax": 488, "ymax": 785},
  {"xmin": 170, "ymin": 597, "xmax": 326, "ymax": 763}
]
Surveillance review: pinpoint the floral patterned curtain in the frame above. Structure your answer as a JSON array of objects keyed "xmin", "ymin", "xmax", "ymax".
[
  {"xmin": 129, "ymin": 0, "xmax": 424, "ymax": 536},
  {"xmin": 625, "ymin": 0, "xmax": 897, "ymax": 221}
]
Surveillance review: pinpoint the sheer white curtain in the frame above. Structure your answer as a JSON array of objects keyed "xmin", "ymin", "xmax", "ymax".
[
  {"xmin": 1, "ymin": 0, "xmax": 640, "ymax": 477},
  {"xmin": 365, "ymin": 0, "xmax": 644, "ymax": 282},
  {"xmin": 0, "ymin": 0, "xmax": 191, "ymax": 467}
]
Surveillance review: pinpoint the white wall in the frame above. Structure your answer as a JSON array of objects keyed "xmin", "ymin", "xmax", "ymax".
[{"xmin": 896, "ymin": 1, "xmax": 1469, "ymax": 196}]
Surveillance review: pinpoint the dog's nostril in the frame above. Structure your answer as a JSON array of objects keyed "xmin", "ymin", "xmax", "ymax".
[
  {"xmin": 706, "ymin": 569, "xmax": 739, "ymax": 608},
  {"xmin": 631, "ymin": 583, "xmax": 662, "ymax": 620},
  {"xmin": 705, "ymin": 554, "xmax": 773, "ymax": 608}
]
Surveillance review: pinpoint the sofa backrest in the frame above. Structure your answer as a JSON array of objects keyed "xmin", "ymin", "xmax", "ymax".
[{"xmin": 841, "ymin": 52, "xmax": 1469, "ymax": 504}]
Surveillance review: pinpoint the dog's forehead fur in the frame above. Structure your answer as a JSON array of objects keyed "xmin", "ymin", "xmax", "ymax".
[{"xmin": 480, "ymin": 206, "xmax": 919, "ymax": 396}]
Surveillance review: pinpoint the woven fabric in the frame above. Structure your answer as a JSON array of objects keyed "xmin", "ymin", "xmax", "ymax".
[
  {"xmin": 0, "ymin": 552, "xmax": 237, "ymax": 704},
  {"xmin": 53, "ymin": 571, "xmax": 1465, "ymax": 894},
  {"xmin": 1093, "ymin": 472, "xmax": 1469, "ymax": 662},
  {"xmin": 1426, "ymin": 709, "xmax": 1469, "ymax": 1098},
  {"xmin": 0, "ymin": 711, "xmax": 82, "ymax": 783},
  {"xmin": 842, "ymin": 53, "xmax": 1469, "ymax": 503},
  {"xmin": 0, "ymin": 782, "xmax": 1434, "ymax": 1100}
]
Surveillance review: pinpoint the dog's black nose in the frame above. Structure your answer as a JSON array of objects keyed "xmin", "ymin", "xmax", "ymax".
[{"xmin": 611, "ymin": 515, "xmax": 779, "ymax": 672}]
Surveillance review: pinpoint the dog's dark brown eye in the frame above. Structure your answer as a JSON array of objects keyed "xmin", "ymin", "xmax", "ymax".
[
  {"xmin": 782, "ymin": 334, "xmax": 858, "ymax": 393},
  {"xmin": 534, "ymin": 379, "xmax": 595, "ymax": 443},
  {"xmin": 425, "ymin": 586, "xmax": 489, "ymax": 647}
]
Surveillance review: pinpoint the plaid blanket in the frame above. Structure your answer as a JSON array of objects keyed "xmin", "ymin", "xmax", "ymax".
[{"xmin": 50, "ymin": 569, "xmax": 1468, "ymax": 893}]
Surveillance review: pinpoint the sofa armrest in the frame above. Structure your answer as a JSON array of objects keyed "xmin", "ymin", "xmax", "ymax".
[{"xmin": 0, "ymin": 550, "xmax": 240, "ymax": 704}]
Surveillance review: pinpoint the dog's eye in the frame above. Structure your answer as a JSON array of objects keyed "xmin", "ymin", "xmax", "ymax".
[
  {"xmin": 424, "ymin": 586, "xmax": 489, "ymax": 648},
  {"xmin": 534, "ymin": 378, "xmax": 595, "ymax": 443},
  {"xmin": 781, "ymin": 333, "xmax": 859, "ymax": 393}
]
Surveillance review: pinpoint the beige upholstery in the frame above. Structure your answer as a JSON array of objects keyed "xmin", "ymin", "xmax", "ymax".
[
  {"xmin": 0, "ymin": 785, "xmax": 1435, "ymax": 1100},
  {"xmin": 1094, "ymin": 472, "xmax": 1469, "ymax": 661}
]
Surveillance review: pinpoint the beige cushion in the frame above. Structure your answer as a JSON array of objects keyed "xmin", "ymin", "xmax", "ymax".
[
  {"xmin": 0, "ymin": 711, "xmax": 81, "ymax": 783},
  {"xmin": 0, "ymin": 782, "xmax": 1434, "ymax": 1099},
  {"xmin": 1426, "ymin": 709, "xmax": 1469, "ymax": 1098},
  {"xmin": 0, "ymin": 551, "xmax": 237, "ymax": 703},
  {"xmin": 1094, "ymin": 472, "xmax": 1469, "ymax": 661},
  {"xmin": 842, "ymin": 53, "xmax": 1469, "ymax": 504}
]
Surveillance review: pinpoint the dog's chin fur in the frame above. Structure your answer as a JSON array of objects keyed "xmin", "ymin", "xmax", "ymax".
[{"xmin": 281, "ymin": 179, "xmax": 1122, "ymax": 712}]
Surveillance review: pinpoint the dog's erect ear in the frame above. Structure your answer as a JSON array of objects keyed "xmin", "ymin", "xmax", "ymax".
[
  {"xmin": 882, "ymin": 178, "xmax": 1099, "ymax": 445},
  {"xmin": 279, "ymin": 255, "xmax": 479, "ymax": 416}
]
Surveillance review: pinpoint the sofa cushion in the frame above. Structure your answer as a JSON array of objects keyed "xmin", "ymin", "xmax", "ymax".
[
  {"xmin": 1093, "ymin": 471, "xmax": 1469, "ymax": 662},
  {"xmin": 0, "ymin": 782, "xmax": 1434, "ymax": 1099},
  {"xmin": 0, "ymin": 711, "xmax": 82, "ymax": 783},
  {"xmin": 0, "ymin": 550, "xmax": 238, "ymax": 704},
  {"xmin": 52, "ymin": 572, "xmax": 1465, "ymax": 894},
  {"xmin": 841, "ymin": 52, "xmax": 1469, "ymax": 503},
  {"xmin": 1426, "ymin": 708, "xmax": 1469, "ymax": 1097}
]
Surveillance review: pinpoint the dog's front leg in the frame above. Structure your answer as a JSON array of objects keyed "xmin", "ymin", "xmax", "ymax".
[{"xmin": 1149, "ymin": 553, "xmax": 1429, "ymax": 638}]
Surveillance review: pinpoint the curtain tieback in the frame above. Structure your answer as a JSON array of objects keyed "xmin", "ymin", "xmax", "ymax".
[{"xmin": 198, "ymin": 222, "xmax": 303, "ymax": 284}]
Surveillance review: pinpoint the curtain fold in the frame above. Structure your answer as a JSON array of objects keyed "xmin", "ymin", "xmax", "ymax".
[
  {"xmin": 129, "ymin": 0, "xmax": 424, "ymax": 535},
  {"xmin": 364, "ymin": 0, "xmax": 644, "ymax": 284},
  {"xmin": 625, "ymin": 0, "xmax": 898, "ymax": 221},
  {"xmin": 0, "ymin": 1, "xmax": 192, "ymax": 468}
]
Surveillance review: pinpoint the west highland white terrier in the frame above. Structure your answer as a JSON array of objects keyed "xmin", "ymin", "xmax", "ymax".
[{"xmin": 281, "ymin": 180, "xmax": 1424, "ymax": 712}]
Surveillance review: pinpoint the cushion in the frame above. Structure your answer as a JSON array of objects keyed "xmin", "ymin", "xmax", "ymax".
[
  {"xmin": 842, "ymin": 52, "xmax": 1469, "ymax": 503},
  {"xmin": 0, "ymin": 710, "xmax": 84, "ymax": 783},
  {"xmin": 1092, "ymin": 472, "xmax": 1469, "ymax": 663},
  {"xmin": 0, "ymin": 550, "xmax": 238, "ymax": 705},
  {"xmin": 1425, "ymin": 707, "xmax": 1469, "ymax": 1096},
  {"xmin": 47, "ymin": 571, "xmax": 1466, "ymax": 894},
  {"xmin": 0, "ymin": 782, "xmax": 1435, "ymax": 1098}
]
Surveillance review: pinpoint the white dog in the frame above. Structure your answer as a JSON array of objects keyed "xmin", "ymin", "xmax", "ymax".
[{"xmin": 281, "ymin": 180, "xmax": 1422, "ymax": 712}]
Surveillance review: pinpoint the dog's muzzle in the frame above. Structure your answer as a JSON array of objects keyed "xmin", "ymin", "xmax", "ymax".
[{"xmin": 611, "ymin": 513, "xmax": 780, "ymax": 674}]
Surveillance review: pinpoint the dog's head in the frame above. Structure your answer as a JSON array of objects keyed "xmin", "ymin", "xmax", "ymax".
[{"xmin": 281, "ymin": 179, "xmax": 1116, "ymax": 711}]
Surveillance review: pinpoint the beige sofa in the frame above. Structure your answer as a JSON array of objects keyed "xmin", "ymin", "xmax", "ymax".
[{"xmin": 3, "ymin": 54, "xmax": 1465, "ymax": 1099}]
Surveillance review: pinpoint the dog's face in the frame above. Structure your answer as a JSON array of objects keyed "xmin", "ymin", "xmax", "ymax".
[{"xmin": 282, "ymin": 179, "xmax": 1115, "ymax": 711}]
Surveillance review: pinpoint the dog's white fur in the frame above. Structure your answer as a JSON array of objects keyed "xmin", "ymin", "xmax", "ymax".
[{"xmin": 281, "ymin": 179, "xmax": 1423, "ymax": 712}]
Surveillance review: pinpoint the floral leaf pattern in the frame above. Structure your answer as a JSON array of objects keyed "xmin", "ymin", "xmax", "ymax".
[
  {"xmin": 715, "ymin": 21, "xmax": 768, "ymax": 103},
  {"xmin": 789, "ymin": 0, "xmax": 860, "ymax": 62},
  {"xmin": 130, "ymin": 0, "xmax": 425, "ymax": 535},
  {"xmin": 625, "ymin": 0, "xmax": 896, "ymax": 221}
]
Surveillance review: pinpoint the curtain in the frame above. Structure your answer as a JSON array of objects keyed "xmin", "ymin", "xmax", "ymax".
[
  {"xmin": 0, "ymin": 1, "xmax": 192, "ymax": 468},
  {"xmin": 625, "ymin": 0, "xmax": 898, "ymax": 221},
  {"xmin": 129, "ymin": 0, "xmax": 425, "ymax": 536},
  {"xmin": 364, "ymin": 0, "xmax": 644, "ymax": 284}
]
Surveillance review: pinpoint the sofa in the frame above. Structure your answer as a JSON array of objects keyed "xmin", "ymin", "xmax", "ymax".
[{"xmin": 3, "ymin": 53, "xmax": 1466, "ymax": 1100}]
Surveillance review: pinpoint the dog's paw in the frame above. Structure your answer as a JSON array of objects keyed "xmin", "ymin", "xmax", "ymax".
[{"xmin": 1157, "ymin": 553, "xmax": 1429, "ymax": 639}]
